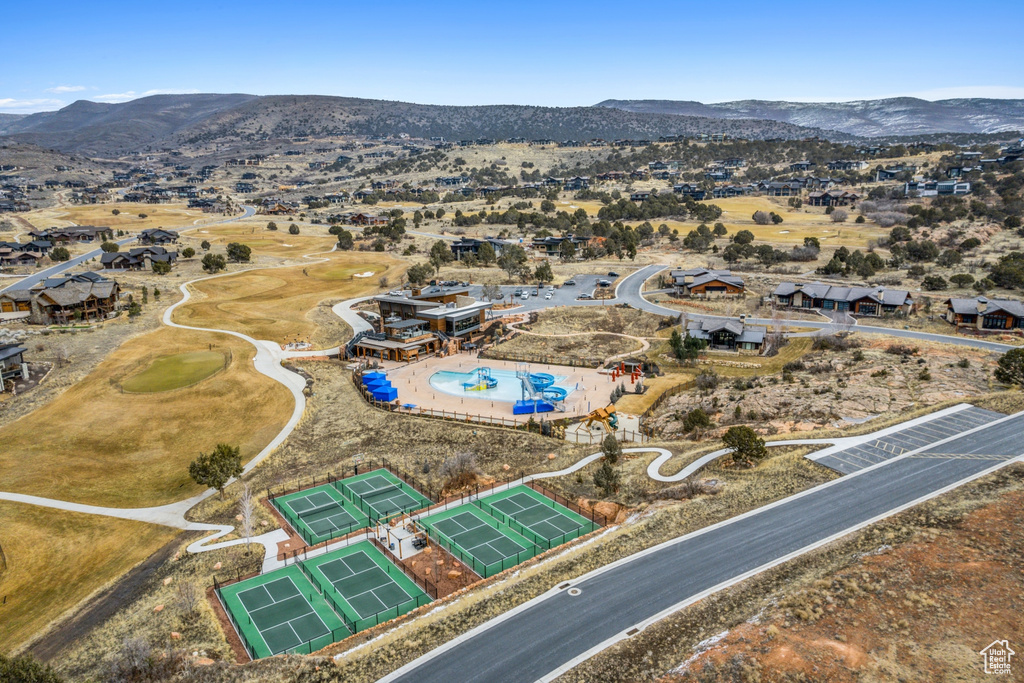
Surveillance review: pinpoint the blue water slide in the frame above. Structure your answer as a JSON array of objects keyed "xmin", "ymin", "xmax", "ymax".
[
  {"xmin": 528, "ymin": 373, "xmax": 555, "ymax": 390},
  {"xmin": 543, "ymin": 386, "xmax": 568, "ymax": 401}
]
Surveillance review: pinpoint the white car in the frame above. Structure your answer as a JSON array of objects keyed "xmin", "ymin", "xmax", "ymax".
[
  {"xmin": 521, "ymin": 291, "xmax": 530, "ymax": 300},
  {"xmin": 544, "ymin": 292, "xmax": 553, "ymax": 299}
]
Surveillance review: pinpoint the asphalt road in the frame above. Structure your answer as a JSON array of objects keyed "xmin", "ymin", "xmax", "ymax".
[
  {"xmin": 0, "ymin": 204, "xmax": 256, "ymax": 293},
  {"xmin": 386, "ymin": 412, "xmax": 1024, "ymax": 683}
]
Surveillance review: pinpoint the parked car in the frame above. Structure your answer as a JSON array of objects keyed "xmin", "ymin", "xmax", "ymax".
[
  {"xmin": 597, "ymin": 279, "xmax": 612, "ymax": 287},
  {"xmin": 520, "ymin": 291, "xmax": 530, "ymax": 300},
  {"xmin": 563, "ymin": 279, "xmax": 576, "ymax": 286},
  {"xmin": 608, "ymin": 271, "xmax": 619, "ymax": 277},
  {"xmin": 577, "ymin": 292, "xmax": 594, "ymax": 300},
  {"xmin": 513, "ymin": 288, "xmax": 523, "ymax": 296}
]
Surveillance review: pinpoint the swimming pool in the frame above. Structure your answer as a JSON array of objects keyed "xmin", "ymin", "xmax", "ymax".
[{"xmin": 428, "ymin": 367, "xmax": 576, "ymax": 403}]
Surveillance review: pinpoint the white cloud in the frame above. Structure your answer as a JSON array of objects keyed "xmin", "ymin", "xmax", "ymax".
[
  {"xmin": 0, "ymin": 97, "xmax": 64, "ymax": 113},
  {"xmin": 45, "ymin": 85, "xmax": 87, "ymax": 94},
  {"xmin": 94, "ymin": 88, "xmax": 199, "ymax": 103}
]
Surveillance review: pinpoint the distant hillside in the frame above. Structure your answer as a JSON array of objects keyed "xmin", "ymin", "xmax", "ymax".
[
  {"xmin": 0, "ymin": 113, "xmax": 26, "ymax": 135},
  {"xmin": 0, "ymin": 94, "xmax": 847, "ymax": 156},
  {"xmin": 2, "ymin": 94, "xmax": 259, "ymax": 156},
  {"xmin": 595, "ymin": 98, "xmax": 1024, "ymax": 137}
]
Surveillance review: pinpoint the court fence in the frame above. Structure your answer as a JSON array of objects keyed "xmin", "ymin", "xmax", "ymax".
[
  {"xmin": 270, "ymin": 495, "xmax": 370, "ymax": 548},
  {"xmin": 418, "ymin": 510, "xmax": 544, "ymax": 579},
  {"xmin": 369, "ymin": 536, "xmax": 441, "ymax": 599},
  {"xmin": 525, "ymin": 480, "xmax": 608, "ymax": 527},
  {"xmin": 472, "ymin": 497, "xmax": 598, "ymax": 551},
  {"xmin": 213, "ymin": 583, "xmax": 257, "ymax": 661},
  {"xmin": 266, "ymin": 458, "xmax": 439, "ymax": 509}
]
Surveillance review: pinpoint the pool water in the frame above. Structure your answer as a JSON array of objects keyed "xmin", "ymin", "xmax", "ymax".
[{"xmin": 429, "ymin": 368, "xmax": 576, "ymax": 403}]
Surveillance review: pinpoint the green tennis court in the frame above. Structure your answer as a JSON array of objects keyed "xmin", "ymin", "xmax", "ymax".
[
  {"xmin": 218, "ymin": 567, "xmax": 348, "ymax": 659},
  {"xmin": 420, "ymin": 505, "xmax": 538, "ymax": 576},
  {"xmin": 302, "ymin": 541, "xmax": 430, "ymax": 631},
  {"xmin": 271, "ymin": 485, "xmax": 370, "ymax": 545},
  {"xmin": 336, "ymin": 469, "xmax": 432, "ymax": 520},
  {"xmin": 480, "ymin": 486, "xmax": 595, "ymax": 545}
]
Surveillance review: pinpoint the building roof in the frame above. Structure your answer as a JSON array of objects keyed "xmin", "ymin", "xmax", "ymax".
[
  {"xmin": 686, "ymin": 319, "xmax": 767, "ymax": 344},
  {"xmin": 36, "ymin": 281, "xmax": 118, "ymax": 307},
  {"xmin": 384, "ymin": 318, "xmax": 428, "ymax": 330},
  {"xmin": 946, "ymin": 296, "xmax": 1024, "ymax": 318},
  {"xmin": 0, "ymin": 343, "xmax": 26, "ymax": 362},
  {"xmin": 773, "ymin": 281, "xmax": 912, "ymax": 306}
]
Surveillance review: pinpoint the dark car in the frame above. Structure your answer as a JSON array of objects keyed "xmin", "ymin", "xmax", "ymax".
[
  {"xmin": 608, "ymin": 271, "xmax": 619, "ymax": 277},
  {"xmin": 597, "ymin": 279, "xmax": 612, "ymax": 287},
  {"xmin": 563, "ymin": 279, "xmax": 576, "ymax": 286}
]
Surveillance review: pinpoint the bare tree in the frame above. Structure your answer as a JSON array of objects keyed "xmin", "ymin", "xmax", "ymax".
[
  {"xmin": 176, "ymin": 579, "xmax": 200, "ymax": 619},
  {"xmin": 481, "ymin": 283, "xmax": 502, "ymax": 301},
  {"xmin": 831, "ymin": 208, "xmax": 849, "ymax": 223},
  {"xmin": 378, "ymin": 275, "xmax": 389, "ymax": 289},
  {"xmin": 239, "ymin": 483, "xmax": 255, "ymax": 555}
]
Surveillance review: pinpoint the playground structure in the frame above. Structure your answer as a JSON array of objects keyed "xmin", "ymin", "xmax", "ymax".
[
  {"xmin": 610, "ymin": 361, "xmax": 644, "ymax": 392},
  {"xmin": 584, "ymin": 405, "xmax": 619, "ymax": 433},
  {"xmin": 513, "ymin": 363, "xmax": 568, "ymax": 415},
  {"xmin": 462, "ymin": 367, "xmax": 498, "ymax": 392}
]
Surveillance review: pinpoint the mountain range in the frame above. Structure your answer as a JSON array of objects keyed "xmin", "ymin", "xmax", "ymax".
[
  {"xmin": 1, "ymin": 94, "xmax": 1022, "ymax": 158},
  {"xmin": 595, "ymin": 98, "xmax": 1024, "ymax": 137}
]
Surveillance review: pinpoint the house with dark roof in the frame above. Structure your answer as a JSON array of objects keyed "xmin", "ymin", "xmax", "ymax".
[
  {"xmin": 0, "ymin": 343, "xmax": 27, "ymax": 390},
  {"xmin": 0, "ymin": 276, "xmax": 121, "ymax": 324},
  {"xmin": 806, "ymin": 190, "xmax": 861, "ymax": 207},
  {"xmin": 30, "ymin": 225, "xmax": 112, "ymax": 243},
  {"xmin": 449, "ymin": 237, "xmax": 512, "ymax": 261},
  {"xmin": 101, "ymin": 246, "xmax": 177, "ymax": 271},
  {"xmin": 945, "ymin": 296, "xmax": 1024, "ymax": 332},
  {"xmin": 789, "ymin": 161, "xmax": 816, "ymax": 172},
  {"xmin": 772, "ymin": 282, "xmax": 914, "ymax": 316},
  {"xmin": 139, "ymin": 228, "xmax": 179, "ymax": 245},
  {"xmin": 686, "ymin": 318, "xmax": 766, "ymax": 352},
  {"xmin": 670, "ymin": 268, "xmax": 745, "ymax": 297}
]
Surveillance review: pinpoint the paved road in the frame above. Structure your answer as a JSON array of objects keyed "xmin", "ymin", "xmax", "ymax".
[
  {"xmin": 385, "ymin": 411, "xmax": 1024, "ymax": 683},
  {"xmin": 0, "ymin": 204, "xmax": 256, "ymax": 293}
]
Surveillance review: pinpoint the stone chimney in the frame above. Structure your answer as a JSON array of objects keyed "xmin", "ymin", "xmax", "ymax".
[
  {"xmin": 877, "ymin": 287, "xmax": 885, "ymax": 302},
  {"xmin": 977, "ymin": 296, "xmax": 988, "ymax": 314}
]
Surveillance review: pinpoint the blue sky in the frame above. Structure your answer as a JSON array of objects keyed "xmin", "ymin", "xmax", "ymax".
[{"xmin": 3, "ymin": 0, "xmax": 1023, "ymax": 114}]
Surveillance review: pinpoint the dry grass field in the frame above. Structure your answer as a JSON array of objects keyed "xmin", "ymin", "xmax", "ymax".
[
  {"xmin": 183, "ymin": 220, "xmax": 338, "ymax": 259},
  {"xmin": 642, "ymin": 196, "xmax": 890, "ymax": 247},
  {"xmin": 0, "ymin": 500, "xmax": 179, "ymax": 653},
  {"xmin": 172, "ymin": 250, "xmax": 404, "ymax": 345},
  {"xmin": 23, "ymin": 203, "xmax": 207, "ymax": 234},
  {"xmin": 0, "ymin": 326, "xmax": 292, "ymax": 507}
]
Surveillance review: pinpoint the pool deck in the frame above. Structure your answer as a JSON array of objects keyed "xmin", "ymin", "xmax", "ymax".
[{"xmin": 378, "ymin": 353, "xmax": 617, "ymax": 421}]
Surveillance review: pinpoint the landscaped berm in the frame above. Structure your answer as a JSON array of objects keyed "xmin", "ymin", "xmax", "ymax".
[{"xmin": 216, "ymin": 541, "xmax": 431, "ymax": 659}]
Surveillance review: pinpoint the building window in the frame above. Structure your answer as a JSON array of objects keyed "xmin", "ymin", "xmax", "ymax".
[{"xmin": 983, "ymin": 314, "xmax": 1007, "ymax": 329}]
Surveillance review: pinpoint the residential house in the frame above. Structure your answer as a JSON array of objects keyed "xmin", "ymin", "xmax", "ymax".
[
  {"xmin": 32, "ymin": 226, "xmax": 112, "ymax": 243},
  {"xmin": 674, "ymin": 183, "xmax": 707, "ymax": 200},
  {"xmin": 670, "ymin": 268, "xmax": 745, "ymax": 297},
  {"xmin": 0, "ymin": 276, "xmax": 121, "ymax": 324},
  {"xmin": 139, "ymin": 228, "xmax": 179, "ymax": 245},
  {"xmin": 686, "ymin": 318, "xmax": 766, "ymax": 352},
  {"xmin": 806, "ymin": 190, "xmax": 861, "ymax": 207},
  {"xmin": 0, "ymin": 343, "xmax": 27, "ymax": 390},
  {"xmin": 760, "ymin": 181, "xmax": 801, "ymax": 197},
  {"xmin": 789, "ymin": 161, "xmax": 816, "ymax": 172},
  {"xmin": 531, "ymin": 235, "xmax": 590, "ymax": 257},
  {"xmin": 772, "ymin": 282, "xmax": 914, "ymax": 316},
  {"xmin": 563, "ymin": 176, "xmax": 590, "ymax": 190},
  {"xmin": 827, "ymin": 160, "xmax": 869, "ymax": 171},
  {"xmin": 876, "ymin": 165, "xmax": 917, "ymax": 181},
  {"xmin": 629, "ymin": 190, "xmax": 652, "ymax": 202},
  {"xmin": 449, "ymin": 237, "xmax": 511, "ymax": 261},
  {"xmin": 904, "ymin": 180, "xmax": 971, "ymax": 197},
  {"xmin": 945, "ymin": 297, "xmax": 1024, "ymax": 332},
  {"xmin": 101, "ymin": 246, "xmax": 177, "ymax": 271}
]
